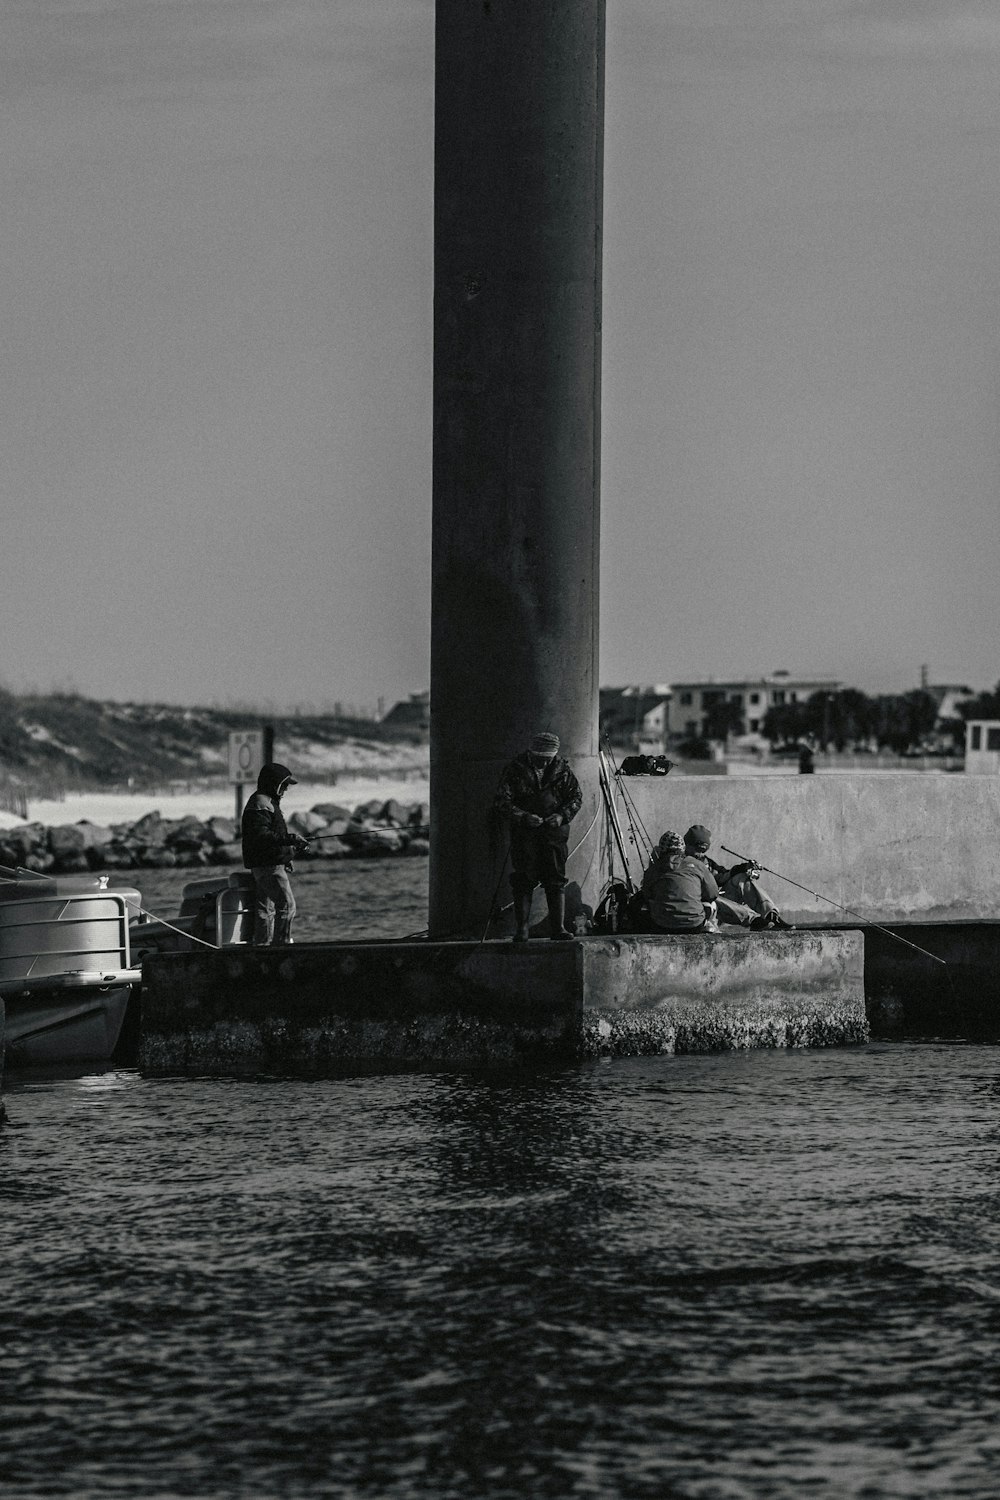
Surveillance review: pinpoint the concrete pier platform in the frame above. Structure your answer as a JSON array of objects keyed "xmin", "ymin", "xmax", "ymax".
[
  {"xmin": 825, "ymin": 920, "xmax": 1000, "ymax": 1040},
  {"xmin": 139, "ymin": 930, "xmax": 866, "ymax": 1076}
]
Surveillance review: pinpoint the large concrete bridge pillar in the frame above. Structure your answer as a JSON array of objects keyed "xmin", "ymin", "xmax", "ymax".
[{"xmin": 429, "ymin": 0, "xmax": 605, "ymax": 939}]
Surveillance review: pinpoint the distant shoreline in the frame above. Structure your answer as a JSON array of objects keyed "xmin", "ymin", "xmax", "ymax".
[{"xmin": 0, "ymin": 774, "xmax": 431, "ymax": 834}]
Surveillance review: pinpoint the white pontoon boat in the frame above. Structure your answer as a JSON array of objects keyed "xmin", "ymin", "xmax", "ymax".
[
  {"xmin": 0, "ymin": 866, "xmax": 143, "ymax": 1067},
  {"xmin": 1, "ymin": 866, "xmax": 254, "ymax": 1067}
]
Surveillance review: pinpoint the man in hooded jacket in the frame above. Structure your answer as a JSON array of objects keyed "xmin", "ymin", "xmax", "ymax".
[{"xmin": 241, "ymin": 762, "xmax": 309, "ymax": 945}]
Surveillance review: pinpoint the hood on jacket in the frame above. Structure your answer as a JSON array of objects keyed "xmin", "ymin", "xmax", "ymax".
[{"xmin": 256, "ymin": 762, "xmax": 297, "ymax": 797}]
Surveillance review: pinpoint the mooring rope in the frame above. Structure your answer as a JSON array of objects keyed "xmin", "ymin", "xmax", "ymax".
[{"xmin": 124, "ymin": 894, "xmax": 219, "ymax": 952}]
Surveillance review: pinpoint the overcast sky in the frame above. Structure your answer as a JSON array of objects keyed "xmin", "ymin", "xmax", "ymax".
[{"xmin": 3, "ymin": 0, "xmax": 997, "ymax": 710}]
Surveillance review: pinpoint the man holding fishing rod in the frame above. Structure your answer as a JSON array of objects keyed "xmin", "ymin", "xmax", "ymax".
[
  {"xmin": 494, "ymin": 732, "xmax": 582, "ymax": 941},
  {"xmin": 683, "ymin": 825, "xmax": 795, "ymax": 930},
  {"xmin": 241, "ymin": 761, "xmax": 310, "ymax": 946}
]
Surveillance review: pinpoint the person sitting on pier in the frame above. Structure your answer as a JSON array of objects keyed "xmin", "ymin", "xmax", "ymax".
[
  {"xmin": 638, "ymin": 829, "xmax": 720, "ymax": 933},
  {"xmin": 494, "ymin": 731, "xmax": 582, "ymax": 941},
  {"xmin": 241, "ymin": 762, "xmax": 310, "ymax": 946},
  {"xmin": 683, "ymin": 825, "xmax": 794, "ymax": 930}
]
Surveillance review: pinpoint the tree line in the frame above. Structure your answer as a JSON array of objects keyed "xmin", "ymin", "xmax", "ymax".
[{"xmin": 699, "ymin": 681, "xmax": 1000, "ymax": 756}]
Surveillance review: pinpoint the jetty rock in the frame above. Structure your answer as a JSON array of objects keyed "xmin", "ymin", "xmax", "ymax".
[{"xmin": 0, "ymin": 799, "xmax": 431, "ymax": 875}]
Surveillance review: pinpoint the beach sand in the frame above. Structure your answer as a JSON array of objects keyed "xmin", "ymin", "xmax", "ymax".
[{"xmin": 0, "ymin": 774, "xmax": 430, "ymax": 833}]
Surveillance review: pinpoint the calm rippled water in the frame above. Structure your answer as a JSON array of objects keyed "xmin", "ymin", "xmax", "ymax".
[
  {"xmin": 135, "ymin": 856, "xmax": 433, "ymax": 944},
  {"xmin": 5, "ymin": 1043, "xmax": 1000, "ymax": 1499},
  {"xmin": 5, "ymin": 865, "xmax": 1000, "ymax": 1497}
]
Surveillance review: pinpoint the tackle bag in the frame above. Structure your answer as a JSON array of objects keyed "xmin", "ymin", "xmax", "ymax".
[{"xmin": 618, "ymin": 755, "xmax": 674, "ymax": 776}]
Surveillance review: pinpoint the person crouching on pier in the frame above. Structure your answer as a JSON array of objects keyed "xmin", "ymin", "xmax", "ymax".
[
  {"xmin": 639, "ymin": 830, "xmax": 720, "ymax": 933},
  {"xmin": 494, "ymin": 732, "xmax": 582, "ymax": 941},
  {"xmin": 683, "ymin": 825, "xmax": 794, "ymax": 930},
  {"xmin": 241, "ymin": 762, "xmax": 309, "ymax": 946}
]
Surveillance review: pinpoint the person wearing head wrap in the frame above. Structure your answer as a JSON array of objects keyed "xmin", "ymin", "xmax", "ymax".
[
  {"xmin": 638, "ymin": 828, "xmax": 720, "ymax": 933},
  {"xmin": 493, "ymin": 732, "xmax": 583, "ymax": 940},
  {"xmin": 682, "ymin": 825, "xmax": 794, "ymax": 930},
  {"xmin": 241, "ymin": 762, "xmax": 310, "ymax": 945}
]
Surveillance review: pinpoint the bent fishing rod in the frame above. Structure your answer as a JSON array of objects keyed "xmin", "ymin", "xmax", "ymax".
[{"xmin": 719, "ymin": 845, "xmax": 947, "ymax": 967}]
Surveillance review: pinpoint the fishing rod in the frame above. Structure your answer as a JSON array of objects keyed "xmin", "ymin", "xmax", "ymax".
[
  {"xmin": 719, "ymin": 844, "xmax": 948, "ymax": 967},
  {"xmin": 601, "ymin": 735, "xmax": 655, "ymax": 864},
  {"xmin": 599, "ymin": 750, "xmax": 635, "ymax": 888},
  {"xmin": 481, "ymin": 846, "xmax": 511, "ymax": 944}
]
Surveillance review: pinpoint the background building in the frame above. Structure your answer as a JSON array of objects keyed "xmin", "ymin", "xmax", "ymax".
[
  {"xmin": 380, "ymin": 690, "xmax": 430, "ymax": 741},
  {"xmin": 666, "ymin": 671, "xmax": 842, "ymax": 743},
  {"xmin": 600, "ymin": 686, "xmax": 671, "ymax": 751},
  {"xmin": 965, "ymin": 721, "xmax": 1000, "ymax": 775}
]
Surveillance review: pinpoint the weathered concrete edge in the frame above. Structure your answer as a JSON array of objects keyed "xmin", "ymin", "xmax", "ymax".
[
  {"xmin": 844, "ymin": 919, "xmax": 1000, "ymax": 1039},
  {"xmin": 139, "ymin": 933, "xmax": 868, "ymax": 1074},
  {"xmin": 580, "ymin": 931, "xmax": 868, "ymax": 1056},
  {"xmin": 140, "ymin": 940, "xmax": 585, "ymax": 1073}
]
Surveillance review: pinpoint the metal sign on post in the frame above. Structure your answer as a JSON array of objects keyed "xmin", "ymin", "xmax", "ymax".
[{"xmin": 228, "ymin": 729, "xmax": 272, "ymax": 822}]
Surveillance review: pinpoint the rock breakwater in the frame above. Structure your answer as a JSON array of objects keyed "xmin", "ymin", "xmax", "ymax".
[{"xmin": 0, "ymin": 798, "xmax": 430, "ymax": 875}]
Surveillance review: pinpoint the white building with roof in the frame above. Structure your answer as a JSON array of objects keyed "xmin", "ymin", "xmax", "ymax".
[{"xmin": 666, "ymin": 671, "xmax": 842, "ymax": 742}]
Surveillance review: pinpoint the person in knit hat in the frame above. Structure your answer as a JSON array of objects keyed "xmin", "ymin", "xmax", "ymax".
[
  {"xmin": 241, "ymin": 762, "xmax": 310, "ymax": 945},
  {"xmin": 683, "ymin": 825, "xmax": 794, "ymax": 929},
  {"xmin": 493, "ymin": 732, "xmax": 582, "ymax": 941}
]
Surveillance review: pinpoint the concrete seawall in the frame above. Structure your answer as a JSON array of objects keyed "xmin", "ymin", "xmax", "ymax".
[
  {"xmin": 621, "ymin": 774, "xmax": 1000, "ymax": 922},
  {"xmin": 839, "ymin": 919, "xmax": 1000, "ymax": 1040},
  {"xmin": 580, "ymin": 930, "xmax": 866, "ymax": 1055},
  {"xmin": 139, "ymin": 931, "xmax": 866, "ymax": 1075},
  {"xmin": 140, "ymin": 942, "xmax": 582, "ymax": 1073}
]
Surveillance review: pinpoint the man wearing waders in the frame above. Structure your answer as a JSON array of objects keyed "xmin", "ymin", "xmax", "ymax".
[
  {"xmin": 494, "ymin": 732, "xmax": 582, "ymax": 941},
  {"xmin": 241, "ymin": 762, "xmax": 309, "ymax": 945}
]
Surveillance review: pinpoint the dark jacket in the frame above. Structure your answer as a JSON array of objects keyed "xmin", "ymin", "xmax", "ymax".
[
  {"xmin": 494, "ymin": 753, "xmax": 583, "ymax": 835},
  {"xmin": 697, "ymin": 852, "xmax": 751, "ymax": 888},
  {"xmin": 241, "ymin": 763, "xmax": 299, "ymax": 870},
  {"xmin": 641, "ymin": 851, "xmax": 719, "ymax": 931}
]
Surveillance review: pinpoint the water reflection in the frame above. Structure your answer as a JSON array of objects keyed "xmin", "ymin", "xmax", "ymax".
[{"xmin": 5, "ymin": 1049, "xmax": 1000, "ymax": 1497}]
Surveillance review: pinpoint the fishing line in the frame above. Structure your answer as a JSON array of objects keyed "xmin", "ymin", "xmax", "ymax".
[
  {"xmin": 480, "ymin": 800, "xmax": 604, "ymax": 940},
  {"xmin": 719, "ymin": 845, "xmax": 948, "ymax": 968},
  {"xmin": 569, "ymin": 799, "xmax": 603, "ymax": 861}
]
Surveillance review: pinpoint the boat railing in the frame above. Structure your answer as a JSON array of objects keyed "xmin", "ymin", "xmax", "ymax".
[
  {"xmin": 131, "ymin": 875, "xmax": 255, "ymax": 955},
  {"xmin": 0, "ymin": 889, "xmax": 135, "ymax": 988}
]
